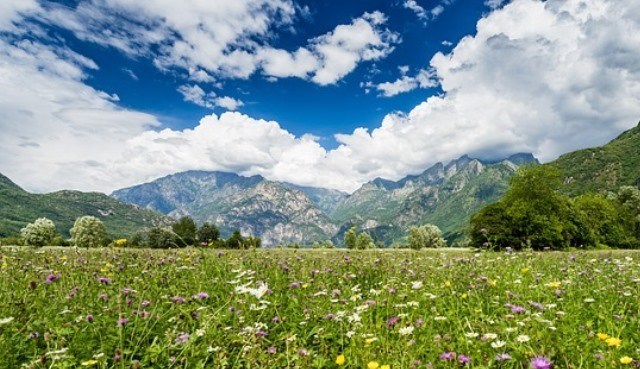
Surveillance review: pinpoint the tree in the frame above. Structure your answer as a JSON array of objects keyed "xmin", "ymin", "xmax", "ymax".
[
  {"xmin": 355, "ymin": 232, "xmax": 374, "ymax": 249},
  {"xmin": 70, "ymin": 216, "xmax": 107, "ymax": 248},
  {"xmin": 20, "ymin": 218, "xmax": 57, "ymax": 247},
  {"xmin": 344, "ymin": 226, "xmax": 357, "ymax": 249},
  {"xmin": 147, "ymin": 227, "xmax": 177, "ymax": 249},
  {"xmin": 470, "ymin": 166, "xmax": 579, "ymax": 250},
  {"xmin": 407, "ymin": 224, "xmax": 446, "ymax": 249},
  {"xmin": 196, "ymin": 222, "xmax": 220, "ymax": 246},
  {"xmin": 172, "ymin": 216, "xmax": 196, "ymax": 247},
  {"xmin": 573, "ymin": 194, "xmax": 636, "ymax": 248},
  {"xmin": 226, "ymin": 230, "xmax": 245, "ymax": 249}
]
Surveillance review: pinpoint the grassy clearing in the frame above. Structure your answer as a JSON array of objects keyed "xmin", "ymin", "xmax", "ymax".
[{"xmin": 1, "ymin": 248, "xmax": 639, "ymax": 368}]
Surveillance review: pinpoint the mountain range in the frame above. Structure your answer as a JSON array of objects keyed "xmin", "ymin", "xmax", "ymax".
[
  {"xmin": 111, "ymin": 153, "xmax": 538, "ymax": 245},
  {"xmin": 2, "ymin": 122, "xmax": 638, "ymax": 246}
]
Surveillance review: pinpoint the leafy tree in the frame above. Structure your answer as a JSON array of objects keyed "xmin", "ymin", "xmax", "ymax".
[
  {"xmin": 322, "ymin": 240, "xmax": 334, "ymax": 249},
  {"xmin": 407, "ymin": 224, "xmax": 446, "ymax": 249},
  {"xmin": 355, "ymin": 232, "xmax": 374, "ymax": 249},
  {"xmin": 147, "ymin": 227, "xmax": 177, "ymax": 249},
  {"xmin": 20, "ymin": 218, "xmax": 57, "ymax": 247},
  {"xmin": 196, "ymin": 222, "xmax": 220, "ymax": 246},
  {"xmin": 573, "ymin": 194, "xmax": 636, "ymax": 248},
  {"xmin": 470, "ymin": 166, "xmax": 579, "ymax": 250},
  {"xmin": 245, "ymin": 236, "xmax": 262, "ymax": 249},
  {"xmin": 226, "ymin": 230, "xmax": 245, "ymax": 249},
  {"xmin": 172, "ymin": 216, "xmax": 196, "ymax": 247},
  {"xmin": 70, "ymin": 216, "xmax": 107, "ymax": 248},
  {"xmin": 344, "ymin": 226, "xmax": 357, "ymax": 249}
]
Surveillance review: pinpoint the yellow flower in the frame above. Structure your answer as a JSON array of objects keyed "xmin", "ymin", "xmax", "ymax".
[
  {"xmin": 606, "ymin": 337, "xmax": 621, "ymax": 347},
  {"xmin": 546, "ymin": 281, "xmax": 561, "ymax": 288},
  {"xmin": 365, "ymin": 337, "xmax": 376, "ymax": 344},
  {"xmin": 335, "ymin": 355, "xmax": 345, "ymax": 366},
  {"xmin": 81, "ymin": 360, "xmax": 98, "ymax": 366},
  {"xmin": 368, "ymin": 361, "xmax": 380, "ymax": 369},
  {"xmin": 381, "ymin": 365, "xmax": 390, "ymax": 369},
  {"xmin": 620, "ymin": 356, "xmax": 633, "ymax": 364},
  {"xmin": 444, "ymin": 281, "xmax": 451, "ymax": 287},
  {"xmin": 597, "ymin": 332, "xmax": 609, "ymax": 341},
  {"xmin": 521, "ymin": 268, "xmax": 529, "ymax": 273}
]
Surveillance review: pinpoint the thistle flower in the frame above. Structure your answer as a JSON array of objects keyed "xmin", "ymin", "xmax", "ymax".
[{"xmin": 530, "ymin": 356, "xmax": 552, "ymax": 369}]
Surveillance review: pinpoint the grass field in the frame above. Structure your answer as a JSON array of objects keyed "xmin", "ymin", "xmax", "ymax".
[{"xmin": 1, "ymin": 248, "xmax": 639, "ymax": 368}]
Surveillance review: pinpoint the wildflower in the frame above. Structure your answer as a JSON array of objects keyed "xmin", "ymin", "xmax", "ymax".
[
  {"xmin": 399, "ymin": 326, "xmax": 414, "ymax": 336},
  {"xmin": 175, "ymin": 333, "xmax": 190, "ymax": 345},
  {"xmin": 517, "ymin": 335, "xmax": 530, "ymax": 343},
  {"xmin": 605, "ymin": 337, "xmax": 621, "ymax": 347},
  {"xmin": 81, "ymin": 360, "xmax": 98, "ymax": 366},
  {"xmin": 0, "ymin": 317, "xmax": 14, "ymax": 325},
  {"xmin": 97, "ymin": 277, "xmax": 111, "ymax": 285},
  {"xmin": 491, "ymin": 340, "xmax": 506, "ymax": 348},
  {"xmin": 45, "ymin": 273, "xmax": 61, "ymax": 284},
  {"xmin": 511, "ymin": 305, "xmax": 526, "ymax": 314},
  {"xmin": 368, "ymin": 361, "xmax": 380, "ymax": 369},
  {"xmin": 140, "ymin": 300, "xmax": 151, "ymax": 307},
  {"xmin": 387, "ymin": 316, "xmax": 399, "ymax": 328},
  {"xmin": 439, "ymin": 352, "xmax": 456, "ymax": 360},
  {"xmin": 86, "ymin": 314, "xmax": 94, "ymax": 323},
  {"xmin": 596, "ymin": 333, "xmax": 609, "ymax": 341},
  {"xmin": 495, "ymin": 353, "xmax": 512, "ymax": 362},
  {"xmin": 267, "ymin": 347, "xmax": 277, "ymax": 354},
  {"xmin": 530, "ymin": 356, "xmax": 552, "ymax": 369},
  {"xmin": 335, "ymin": 354, "xmax": 345, "ymax": 365},
  {"xmin": 117, "ymin": 318, "xmax": 128, "ymax": 327},
  {"xmin": 195, "ymin": 329, "xmax": 205, "ymax": 337},
  {"xmin": 458, "ymin": 355, "xmax": 471, "ymax": 364},
  {"xmin": 193, "ymin": 292, "xmax": 209, "ymax": 300},
  {"xmin": 171, "ymin": 296, "xmax": 186, "ymax": 304},
  {"xmin": 411, "ymin": 281, "xmax": 423, "ymax": 290},
  {"xmin": 482, "ymin": 333, "xmax": 498, "ymax": 341},
  {"xmin": 381, "ymin": 366, "xmax": 390, "ymax": 369},
  {"xmin": 545, "ymin": 281, "xmax": 561, "ymax": 288},
  {"xmin": 620, "ymin": 356, "xmax": 633, "ymax": 364}
]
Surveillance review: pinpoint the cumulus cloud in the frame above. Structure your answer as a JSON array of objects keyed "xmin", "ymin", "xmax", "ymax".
[
  {"xmin": 404, "ymin": 0, "xmax": 453, "ymax": 23},
  {"xmin": 374, "ymin": 68, "xmax": 438, "ymax": 97},
  {"xmin": 177, "ymin": 84, "xmax": 244, "ymax": 111},
  {"xmin": 3, "ymin": 0, "xmax": 640, "ymax": 195},
  {"xmin": 29, "ymin": 1, "xmax": 397, "ymax": 86}
]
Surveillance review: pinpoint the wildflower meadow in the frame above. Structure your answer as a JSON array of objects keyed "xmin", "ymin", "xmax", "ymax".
[{"xmin": 1, "ymin": 248, "xmax": 639, "ymax": 368}]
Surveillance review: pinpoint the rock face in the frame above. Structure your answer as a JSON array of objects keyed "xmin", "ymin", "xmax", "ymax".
[{"xmin": 112, "ymin": 154, "xmax": 538, "ymax": 246}]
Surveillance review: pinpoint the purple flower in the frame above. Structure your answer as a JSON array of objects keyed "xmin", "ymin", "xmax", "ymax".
[
  {"xmin": 122, "ymin": 288, "xmax": 134, "ymax": 295},
  {"xmin": 529, "ymin": 301, "xmax": 544, "ymax": 310},
  {"xmin": 387, "ymin": 316, "xmax": 399, "ymax": 328},
  {"xmin": 495, "ymin": 353, "xmax": 512, "ymax": 362},
  {"xmin": 458, "ymin": 355, "xmax": 471, "ymax": 364},
  {"xmin": 289, "ymin": 282, "xmax": 301, "ymax": 289},
  {"xmin": 175, "ymin": 333, "xmax": 190, "ymax": 345},
  {"xmin": 117, "ymin": 317, "xmax": 129, "ymax": 327},
  {"xmin": 593, "ymin": 354, "xmax": 604, "ymax": 361},
  {"xmin": 510, "ymin": 305, "xmax": 526, "ymax": 314},
  {"xmin": 28, "ymin": 331, "xmax": 39, "ymax": 339},
  {"xmin": 193, "ymin": 292, "xmax": 209, "ymax": 300},
  {"xmin": 530, "ymin": 356, "xmax": 552, "ymax": 369},
  {"xmin": 298, "ymin": 349, "xmax": 309, "ymax": 356},
  {"xmin": 256, "ymin": 330, "xmax": 268, "ymax": 337},
  {"xmin": 86, "ymin": 314, "xmax": 94, "ymax": 323},
  {"xmin": 140, "ymin": 300, "xmax": 151, "ymax": 307},
  {"xmin": 98, "ymin": 294, "xmax": 108, "ymax": 300},
  {"xmin": 267, "ymin": 346, "xmax": 277, "ymax": 354},
  {"xmin": 171, "ymin": 296, "xmax": 186, "ymax": 304},
  {"xmin": 97, "ymin": 277, "xmax": 111, "ymax": 285},
  {"xmin": 45, "ymin": 273, "xmax": 61, "ymax": 284},
  {"xmin": 439, "ymin": 352, "xmax": 456, "ymax": 360}
]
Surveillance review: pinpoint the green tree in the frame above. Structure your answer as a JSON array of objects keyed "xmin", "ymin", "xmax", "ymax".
[
  {"xmin": 407, "ymin": 224, "xmax": 446, "ymax": 249},
  {"xmin": 20, "ymin": 218, "xmax": 57, "ymax": 247},
  {"xmin": 196, "ymin": 222, "xmax": 220, "ymax": 246},
  {"xmin": 573, "ymin": 194, "xmax": 636, "ymax": 248},
  {"xmin": 344, "ymin": 226, "xmax": 357, "ymax": 249},
  {"xmin": 226, "ymin": 230, "xmax": 245, "ymax": 249},
  {"xmin": 172, "ymin": 216, "xmax": 196, "ymax": 247},
  {"xmin": 470, "ymin": 166, "xmax": 579, "ymax": 250},
  {"xmin": 147, "ymin": 227, "xmax": 177, "ymax": 249},
  {"xmin": 70, "ymin": 216, "xmax": 107, "ymax": 248},
  {"xmin": 355, "ymin": 232, "xmax": 374, "ymax": 249}
]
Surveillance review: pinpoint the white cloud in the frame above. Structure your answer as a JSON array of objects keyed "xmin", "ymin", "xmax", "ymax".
[
  {"xmin": 29, "ymin": 2, "xmax": 397, "ymax": 86},
  {"xmin": 485, "ymin": 0, "xmax": 508, "ymax": 9},
  {"xmin": 3, "ymin": 0, "xmax": 640, "ymax": 196},
  {"xmin": 0, "ymin": 0, "xmax": 39, "ymax": 31},
  {"xmin": 177, "ymin": 84, "xmax": 244, "ymax": 111},
  {"xmin": 403, "ymin": 0, "xmax": 428, "ymax": 21},
  {"xmin": 374, "ymin": 68, "xmax": 437, "ymax": 97},
  {"xmin": 0, "ymin": 39, "xmax": 160, "ymax": 192}
]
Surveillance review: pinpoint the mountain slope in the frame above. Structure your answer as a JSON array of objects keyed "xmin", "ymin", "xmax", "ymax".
[
  {"xmin": 549, "ymin": 122, "xmax": 640, "ymax": 196},
  {"xmin": 331, "ymin": 154, "xmax": 537, "ymax": 244},
  {"xmin": 112, "ymin": 171, "xmax": 338, "ymax": 246},
  {"xmin": 0, "ymin": 174, "xmax": 169, "ymax": 238}
]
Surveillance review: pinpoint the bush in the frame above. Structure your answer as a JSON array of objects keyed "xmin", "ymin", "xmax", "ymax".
[
  {"xmin": 407, "ymin": 224, "xmax": 446, "ymax": 249},
  {"xmin": 344, "ymin": 226, "xmax": 357, "ymax": 249},
  {"xmin": 355, "ymin": 232, "xmax": 374, "ymax": 249},
  {"xmin": 226, "ymin": 230, "xmax": 245, "ymax": 249},
  {"xmin": 147, "ymin": 227, "xmax": 177, "ymax": 249},
  {"xmin": 70, "ymin": 216, "xmax": 107, "ymax": 248},
  {"xmin": 20, "ymin": 218, "xmax": 57, "ymax": 247}
]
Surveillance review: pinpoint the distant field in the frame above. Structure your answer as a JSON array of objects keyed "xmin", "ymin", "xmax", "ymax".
[{"xmin": 1, "ymin": 248, "xmax": 639, "ymax": 368}]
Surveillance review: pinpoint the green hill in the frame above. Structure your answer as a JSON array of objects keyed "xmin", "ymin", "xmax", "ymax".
[
  {"xmin": 549, "ymin": 122, "xmax": 640, "ymax": 196},
  {"xmin": 0, "ymin": 174, "xmax": 169, "ymax": 238}
]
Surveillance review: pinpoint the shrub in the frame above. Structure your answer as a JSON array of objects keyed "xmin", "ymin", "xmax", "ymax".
[
  {"xmin": 197, "ymin": 222, "xmax": 220, "ymax": 246},
  {"xmin": 226, "ymin": 230, "xmax": 245, "ymax": 249},
  {"xmin": 355, "ymin": 232, "xmax": 374, "ymax": 249},
  {"xmin": 20, "ymin": 218, "xmax": 57, "ymax": 247},
  {"xmin": 70, "ymin": 216, "xmax": 107, "ymax": 248},
  {"xmin": 407, "ymin": 224, "xmax": 446, "ymax": 249},
  {"xmin": 147, "ymin": 227, "xmax": 177, "ymax": 249},
  {"xmin": 344, "ymin": 226, "xmax": 357, "ymax": 249},
  {"xmin": 172, "ymin": 216, "xmax": 196, "ymax": 247}
]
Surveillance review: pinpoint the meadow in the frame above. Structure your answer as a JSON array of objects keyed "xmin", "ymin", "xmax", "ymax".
[{"xmin": 1, "ymin": 248, "xmax": 639, "ymax": 368}]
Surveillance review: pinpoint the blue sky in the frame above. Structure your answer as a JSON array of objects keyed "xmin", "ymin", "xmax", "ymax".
[{"xmin": 1, "ymin": 0, "xmax": 639, "ymax": 193}]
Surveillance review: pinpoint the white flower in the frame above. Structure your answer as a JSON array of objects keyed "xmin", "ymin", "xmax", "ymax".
[
  {"xmin": 584, "ymin": 298, "xmax": 595, "ymax": 303},
  {"xmin": 195, "ymin": 329, "xmax": 205, "ymax": 337},
  {"xmin": 516, "ymin": 335, "xmax": 530, "ymax": 343},
  {"xmin": 465, "ymin": 332, "xmax": 479, "ymax": 338},
  {"xmin": 491, "ymin": 340, "xmax": 507, "ymax": 348},
  {"xmin": 399, "ymin": 326, "xmax": 414, "ymax": 336},
  {"xmin": 0, "ymin": 317, "xmax": 14, "ymax": 325},
  {"xmin": 411, "ymin": 281, "xmax": 423, "ymax": 290},
  {"xmin": 482, "ymin": 333, "xmax": 498, "ymax": 341}
]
